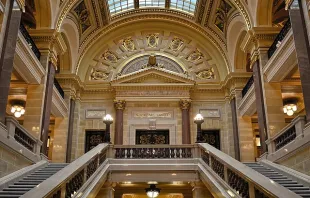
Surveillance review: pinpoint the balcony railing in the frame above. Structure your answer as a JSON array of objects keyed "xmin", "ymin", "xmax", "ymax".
[
  {"xmin": 113, "ymin": 145, "xmax": 194, "ymax": 159},
  {"xmin": 242, "ymin": 75, "xmax": 254, "ymax": 98},
  {"xmin": 266, "ymin": 115, "xmax": 306, "ymax": 154},
  {"xmin": 267, "ymin": 19, "xmax": 291, "ymax": 59},
  {"xmin": 54, "ymin": 78, "xmax": 64, "ymax": 99},
  {"xmin": 19, "ymin": 23, "xmax": 41, "ymax": 60},
  {"xmin": 5, "ymin": 116, "xmax": 42, "ymax": 155}
]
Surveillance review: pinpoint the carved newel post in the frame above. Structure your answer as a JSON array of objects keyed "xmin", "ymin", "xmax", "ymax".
[
  {"xmin": 103, "ymin": 114, "xmax": 113, "ymax": 143},
  {"xmin": 114, "ymin": 100, "xmax": 126, "ymax": 145},
  {"xmin": 194, "ymin": 114, "xmax": 204, "ymax": 143},
  {"xmin": 180, "ymin": 99, "xmax": 191, "ymax": 144}
]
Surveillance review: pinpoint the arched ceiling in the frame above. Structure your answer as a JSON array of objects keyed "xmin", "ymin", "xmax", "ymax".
[{"xmin": 54, "ymin": 0, "xmax": 253, "ymax": 83}]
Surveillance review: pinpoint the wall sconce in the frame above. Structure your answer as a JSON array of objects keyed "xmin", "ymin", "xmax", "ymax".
[
  {"xmin": 283, "ymin": 99, "xmax": 298, "ymax": 116},
  {"xmin": 10, "ymin": 100, "xmax": 26, "ymax": 118}
]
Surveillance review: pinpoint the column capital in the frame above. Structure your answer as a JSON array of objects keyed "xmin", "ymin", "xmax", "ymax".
[
  {"xmin": 179, "ymin": 99, "xmax": 191, "ymax": 110},
  {"xmin": 114, "ymin": 100, "xmax": 126, "ymax": 110}
]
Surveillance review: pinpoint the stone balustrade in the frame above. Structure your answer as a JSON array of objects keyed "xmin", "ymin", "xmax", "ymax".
[
  {"xmin": 266, "ymin": 115, "xmax": 306, "ymax": 154},
  {"xmin": 5, "ymin": 116, "xmax": 42, "ymax": 156},
  {"xmin": 198, "ymin": 143, "xmax": 300, "ymax": 198},
  {"xmin": 112, "ymin": 144, "xmax": 197, "ymax": 159}
]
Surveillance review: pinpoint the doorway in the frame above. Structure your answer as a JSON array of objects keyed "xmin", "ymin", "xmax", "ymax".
[{"xmin": 135, "ymin": 129, "xmax": 169, "ymax": 145}]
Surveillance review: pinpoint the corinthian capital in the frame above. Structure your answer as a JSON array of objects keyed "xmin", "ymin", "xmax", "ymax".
[
  {"xmin": 180, "ymin": 99, "xmax": 191, "ymax": 110},
  {"xmin": 114, "ymin": 100, "xmax": 126, "ymax": 110}
]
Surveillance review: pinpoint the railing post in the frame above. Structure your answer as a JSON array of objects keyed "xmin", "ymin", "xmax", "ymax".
[
  {"xmin": 35, "ymin": 139, "xmax": 43, "ymax": 156},
  {"xmin": 60, "ymin": 184, "xmax": 66, "ymax": 198},
  {"xmin": 265, "ymin": 138, "xmax": 275, "ymax": 154},
  {"xmin": 193, "ymin": 145, "xmax": 201, "ymax": 158},
  {"xmin": 5, "ymin": 117, "xmax": 17, "ymax": 139},
  {"xmin": 224, "ymin": 166, "xmax": 228, "ymax": 183},
  {"xmin": 294, "ymin": 116, "xmax": 306, "ymax": 137},
  {"xmin": 249, "ymin": 183, "xmax": 255, "ymax": 198}
]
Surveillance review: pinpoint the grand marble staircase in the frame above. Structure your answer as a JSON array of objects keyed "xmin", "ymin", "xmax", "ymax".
[
  {"xmin": 0, "ymin": 163, "xmax": 67, "ymax": 198},
  {"xmin": 245, "ymin": 162, "xmax": 310, "ymax": 198}
]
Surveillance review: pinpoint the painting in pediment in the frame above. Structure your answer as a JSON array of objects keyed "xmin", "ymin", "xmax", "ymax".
[{"xmin": 74, "ymin": 1, "xmax": 91, "ymax": 33}]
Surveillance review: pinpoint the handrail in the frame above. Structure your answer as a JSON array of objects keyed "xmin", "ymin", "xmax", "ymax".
[
  {"xmin": 54, "ymin": 78, "xmax": 65, "ymax": 99},
  {"xmin": 267, "ymin": 19, "xmax": 291, "ymax": 59},
  {"xmin": 20, "ymin": 143, "xmax": 109, "ymax": 198},
  {"xmin": 19, "ymin": 23, "xmax": 41, "ymax": 60},
  {"xmin": 198, "ymin": 143, "xmax": 300, "ymax": 198},
  {"xmin": 241, "ymin": 75, "xmax": 254, "ymax": 98}
]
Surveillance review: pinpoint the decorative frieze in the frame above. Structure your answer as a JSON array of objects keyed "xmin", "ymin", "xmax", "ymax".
[
  {"xmin": 199, "ymin": 109, "xmax": 221, "ymax": 118},
  {"xmin": 132, "ymin": 111, "xmax": 173, "ymax": 118}
]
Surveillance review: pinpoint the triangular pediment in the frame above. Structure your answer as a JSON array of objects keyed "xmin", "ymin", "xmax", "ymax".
[{"xmin": 111, "ymin": 68, "xmax": 195, "ymax": 86}]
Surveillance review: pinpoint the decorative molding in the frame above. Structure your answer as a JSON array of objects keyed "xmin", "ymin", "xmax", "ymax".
[
  {"xmin": 237, "ymin": 84, "xmax": 256, "ymax": 116},
  {"xmin": 85, "ymin": 109, "xmax": 106, "ymax": 119},
  {"xmin": 199, "ymin": 109, "xmax": 221, "ymax": 118},
  {"xmin": 51, "ymin": 86, "xmax": 69, "ymax": 117}
]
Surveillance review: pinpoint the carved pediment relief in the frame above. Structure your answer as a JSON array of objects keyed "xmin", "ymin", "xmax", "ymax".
[{"xmin": 111, "ymin": 68, "xmax": 195, "ymax": 85}]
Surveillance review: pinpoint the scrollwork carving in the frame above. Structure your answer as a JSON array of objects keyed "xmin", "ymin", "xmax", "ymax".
[
  {"xmin": 90, "ymin": 68, "xmax": 109, "ymax": 80},
  {"xmin": 186, "ymin": 50, "xmax": 203, "ymax": 62},
  {"xmin": 102, "ymin": 50, "xmax": 119, "ymax": 63},
  {"xmin": 121, "ymin": 37, "xmax": 135, "ymax": 51},
  {"xmin": 146, "ymin": 33, "xmax": 159, "ymax": 48},
  {"xmin": 114, "ymin": 100, "xmax": 126, "ymax": 110},
  {"xmin": 180, "ymin": 99, "xmax": 191, "ymax": 110},
  {"xmin": 169, "ymin": 37, "xmax": 184, "ymax": 51}
]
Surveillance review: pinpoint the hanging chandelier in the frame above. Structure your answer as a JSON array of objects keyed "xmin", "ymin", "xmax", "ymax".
[
  {"xmin": 145, "ymin": 184, "xmax": 160, "ymax": 198},
  {"xmin": 283, "ymin": 99, "xmax": 298, "ymax": 116},
  {"xmin": 10, "ymin": 100, "xmax": 26, "ymax": 118}
]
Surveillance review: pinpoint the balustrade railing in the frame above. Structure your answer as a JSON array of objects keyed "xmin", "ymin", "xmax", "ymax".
[
  {"xmin": 198, "ymin": 143, "xmax": 298, "ymax": 198},
  {"xmin": 267, "ymin": 19, "xmax": 291, "ymax": 59},
  {"xmin": 54, "ymin": 78, "xmax": 65, "ymax": 99},
  {"xmin": 242, "ymin": 75, "xmax": 254, "ymax": 98},
  {"xmin": 5, "ymin": 116, "xmax": 41, "ymax": 154},
  {"xmin": 113, "ymin": 145, "xmax": 194, "ymax": 159},
  {"xmin": 267, "ymin": 115, "xmax": 306, "ymax": 153},
  {"xmin": 19, "ymin": 23, "xmax": 41, "ymax": 60},
  {"xmin": 274, "ymin": 125, "xmax": 296, "ymax": 151},
  {"xmin": 22, "ymin": 144, "xmax": 108, "ymax": 198}
]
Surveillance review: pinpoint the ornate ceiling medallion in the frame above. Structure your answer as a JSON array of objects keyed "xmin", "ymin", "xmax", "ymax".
[
  {"xmin": 186, "ymin": 50, "xmax": 203, "ymax": 62},
  {"xmin": 90, "ymin": 68, "xmax": 110, "ymax": 80},
  {"xmin": 196, "ymin": 68, "xmax": 215, "ymax": 79},
  {"xmin": 146, "ymin": 33, "xmax": 159, "ymax": 48},
  {"xmin": 121, "ymin": 37, "xmax": 135, "ymax": 51},
  {"xmin": 169, "ymin": 37, "xmax": 184, "ymax": 51},
  {"xmin": 102, "ymin": 50, "xmax": 119, "ymax": 63}
]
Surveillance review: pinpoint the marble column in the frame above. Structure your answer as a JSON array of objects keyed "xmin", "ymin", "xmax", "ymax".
[
  {"xmin": 180, "ymin": 99, "xmax": 191, "ymax": 144},
  {"xmin": 252, "ymin": 61, "xmax": 268, "ymax": 153},
  {"xmin": 0, "ymin": 1, "xmax": 22, "ymax": 123},
  {"xmin": 230, "ymin": 97, "xmax": 240, "ymax": 161},
  {"xmin": 66, "ymin": 98, "xmax": 75, "ymax": 162},
  {"xmin": 114, "ymin": 100, "xmax": 125, "ymax": 145},
  {"xmin": 289, "ymin": 0, "xmax": 310, "ymax": 123},
  {"xmin": 41, "ymin": 62, "xmax": 56, "ymax": 156}
]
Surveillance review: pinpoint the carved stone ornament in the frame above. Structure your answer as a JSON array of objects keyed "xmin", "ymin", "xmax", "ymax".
[
  {"xmin": 180, "ymin": 99, "xmax": 191, "ymax": 110},
  {"xmin": 102, "ymin": 50, "xmax": 118, "ymax": 63},
  {"xmin": 196, "ymin": 68, "xmax": 215, "ymax": 80},
  {"xmin": 114, "ymin": 100, "xmax": 126, "ymax": 110},
  {"xmin": 169, "ymin": 37, "xmax": 184, "ymax": 51},
  {"xmin": 142, "ymin": 55, "xmax": 164, "ymax": 69},
  {"xmin": 146, "ymin": 33, "xmax": 159, "ymax": 48},
  {"xmin": 90, "ymin": 68, "xmax": 110, "ymax": 80},
  {"xmin": 187, "ymin": 50, "xmax": 203, "ymax": 62},
  {"xmin": 122, "ymin": 37, "xmax": 135, "ymax": 51}
]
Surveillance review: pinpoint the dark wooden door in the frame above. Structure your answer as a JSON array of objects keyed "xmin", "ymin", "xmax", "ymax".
[
  {"xmin": 136, "ymin": 129, "xmax": 169, "ymax": 145},
  {"xmin": 85, "ymin": 130, "xmax": 105, "ymax": 153},
  {"xmin": 201, "ymin": 130, "xmax": 220, "ymax": 150}
]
